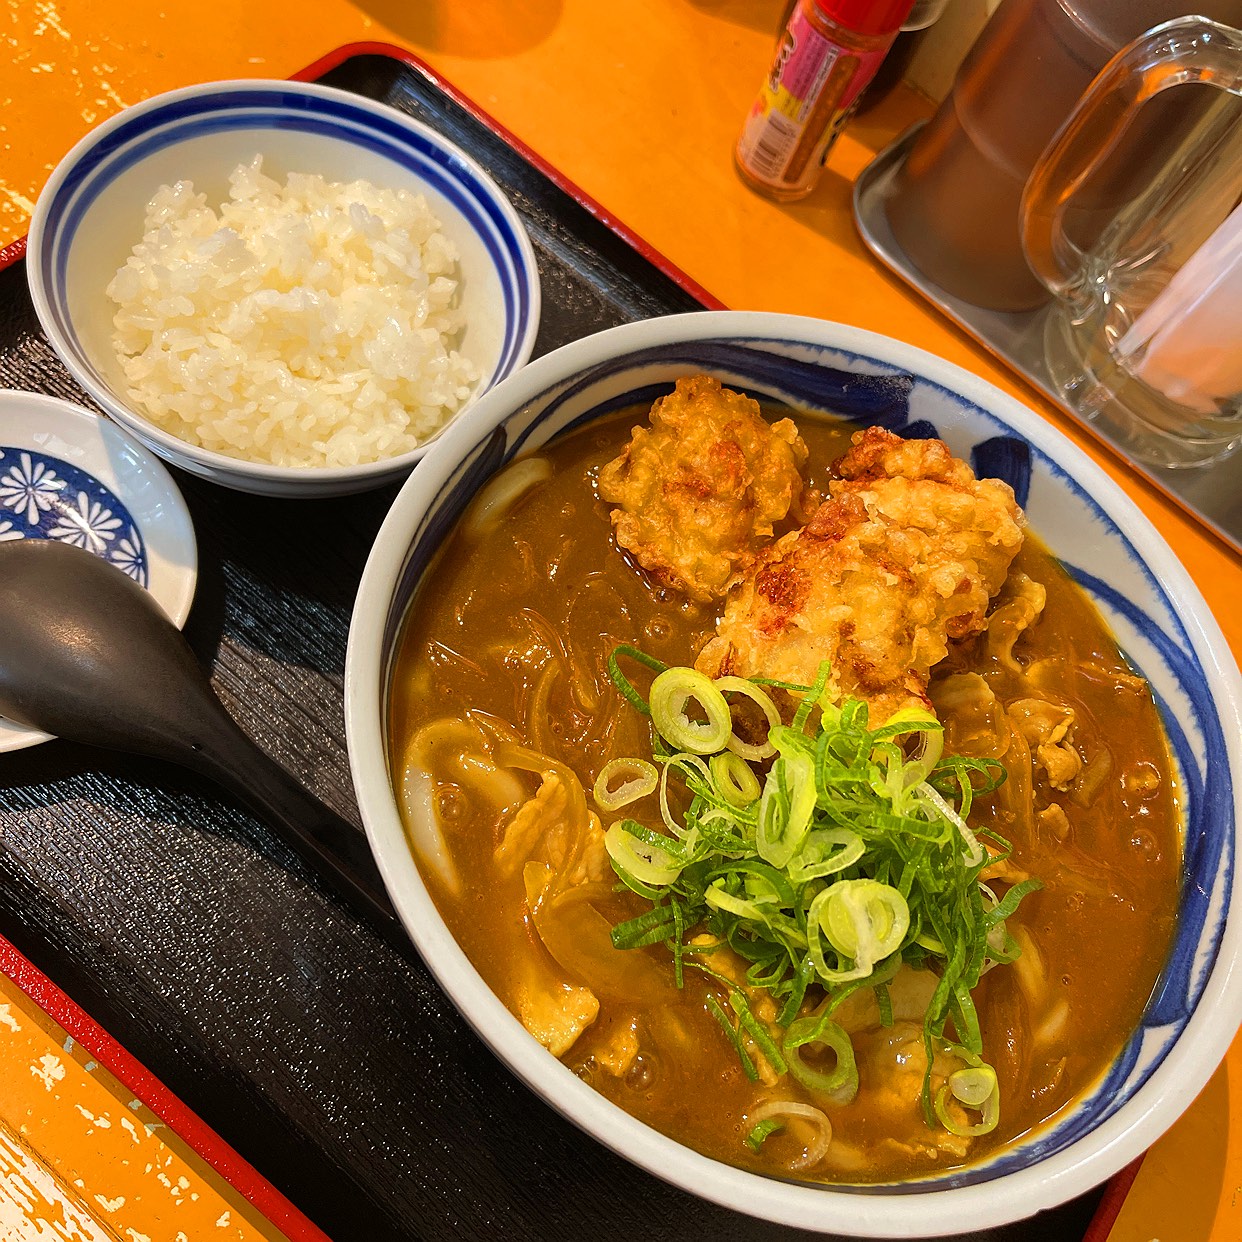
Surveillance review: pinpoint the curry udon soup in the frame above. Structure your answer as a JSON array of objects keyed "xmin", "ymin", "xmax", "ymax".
[{"xmin": 388, "ymin": 405, "xmax": 1181, "ymax": 1185}]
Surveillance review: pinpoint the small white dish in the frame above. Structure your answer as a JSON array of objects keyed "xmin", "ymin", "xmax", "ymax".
[
  {"xmin": 26, "ymin": 79, "xmax": 541, "ymax": 498},
  {"xmin": 0, "ymin": 390, "xmax": 197, "ymax": 752}
]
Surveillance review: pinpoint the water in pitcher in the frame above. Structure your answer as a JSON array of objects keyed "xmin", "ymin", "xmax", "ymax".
[{"xmin": 885, "ymin": 0, "xmax": 1242, "ymax": 311}]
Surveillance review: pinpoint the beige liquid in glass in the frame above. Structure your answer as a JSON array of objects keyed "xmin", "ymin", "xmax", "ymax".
[
  {"xmin": 885, "ymin": 0, "xmax": 1242, "ymax": 311},
  {"xmin": 1043, "ymin": 88, "xmax": 1242, "ymax": 467}
]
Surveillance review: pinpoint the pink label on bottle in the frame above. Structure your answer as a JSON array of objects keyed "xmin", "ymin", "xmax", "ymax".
[{"xmin": 775, "ymin": 9, "xmax": 842, "ymax": 121}]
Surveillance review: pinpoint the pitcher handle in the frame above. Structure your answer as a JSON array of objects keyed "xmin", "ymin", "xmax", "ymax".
[{"xmin": 1021, "ymin": 15, "xmax": 1242, "ymax": 308}]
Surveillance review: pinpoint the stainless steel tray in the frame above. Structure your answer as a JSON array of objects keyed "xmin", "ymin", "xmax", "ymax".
[{"xmin": 853, "ymin": 124, "xmax": 1242, "ymax": 558}]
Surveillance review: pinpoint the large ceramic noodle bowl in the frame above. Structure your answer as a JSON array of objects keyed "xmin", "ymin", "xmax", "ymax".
[{"xmin": 344, "ymin": 312, "xmax": 1242, "ymax": 1236}]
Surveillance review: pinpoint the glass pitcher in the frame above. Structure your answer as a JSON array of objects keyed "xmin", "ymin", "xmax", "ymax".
[
  {"xmin": 883, "ymin": 0, "xmax": 1242, "ymax": 313},
  {"xmin": 1022, "ymin": 16, "xmax": 1242, "ymax": 468}
]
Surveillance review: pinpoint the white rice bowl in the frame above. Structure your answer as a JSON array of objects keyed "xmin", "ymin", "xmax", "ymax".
[{"xmin": 106, "ymin": 157, "xmax": 479, "ymax": 469}]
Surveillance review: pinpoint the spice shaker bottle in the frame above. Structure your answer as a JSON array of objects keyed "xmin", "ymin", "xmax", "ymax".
[{"xmin": 737, "ymin": 0, "xmax": 916, "ymax": 202}]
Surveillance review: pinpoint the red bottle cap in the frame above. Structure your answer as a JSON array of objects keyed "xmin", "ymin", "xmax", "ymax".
[{"xmin": 813, "ymin": 0, "xmax": 917, "ymax": 37}]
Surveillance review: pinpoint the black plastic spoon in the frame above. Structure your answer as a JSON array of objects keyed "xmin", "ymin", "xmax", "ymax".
[{"xmin": 0, "ymin": 538, "xmax": 411, "ymax": 957}]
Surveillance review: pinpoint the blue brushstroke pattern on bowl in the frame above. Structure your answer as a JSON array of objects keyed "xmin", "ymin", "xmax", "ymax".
[
  {"xmin": 37, "ymin": 87, "xmax": 534, "ymax": 393},
  {"xmin": 26, "ymin": 80, "xmax": 541, "ymax": 497}
]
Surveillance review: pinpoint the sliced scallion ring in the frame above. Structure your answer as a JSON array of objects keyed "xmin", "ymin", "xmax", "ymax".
[
  {"xmin": 934, "ymin": 1060, "xmax": 1000, "ymax": 1136},
  {"xmin": 783, "ymin": 1013, "xmax": 859, "ymax": 1099},
  {"xmin": 710, "ymin": 750, "xmax": 761, "ymax": 807},
  {"xmin": 744, "ymin": 1118, "xmax": 784, "ymax": 1152},
  {"xmin": 649, "ymin": 668, "xmax": 733, "ymax": 755},
  {"xmin": 806, "ymin": 887, "xmax": 870, "ymax": 985},
  {"xmin": 715, "ymin": 675, "xmax": 781, "ymax": 760},
  {"xmin": 820, "ymin": 879, "xmax": 910, "ymax": 970},
  {"xmin": 745, "ymin": 1101, "xmax": 832, "ymax": 1170},
  {"xmin": 756, "ymin": 750, "xmax": 817, "ymax": 868},
  {"xmin": 604, "ymin": 820, "xmax": 685, "ymax": 887},
  {"xmin": 949, "ymin": 1066, "xmax": 996, "ymax": 1108},
  {"xmin": 871, "ymin": 707, "xmax": 945, "ymax": 785},
  {"xmin": 593, "ymin": 757, "xmax": 659, "ymax": 810},
  {"xmin": 787, "ymin": 828, "xmax": 865, "ymax": 883}
]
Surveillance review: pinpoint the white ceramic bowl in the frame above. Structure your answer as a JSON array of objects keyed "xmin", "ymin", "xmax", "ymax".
[
  {"xmin": 27, "ymin": 79, "xmax": 541, "ymax": 498},
  {"xmin": 0, "ymin": 390, "xmax": 197, "ymax": 753},
  {"xmin": 345, "ymin": 312, "xmax": 1242, "ymax": 1236}
]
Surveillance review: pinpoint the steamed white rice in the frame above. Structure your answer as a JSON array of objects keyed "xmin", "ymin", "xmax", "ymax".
[{"xmin": 106, "ymin": 156, "xmax": 479, "ymax": 469}]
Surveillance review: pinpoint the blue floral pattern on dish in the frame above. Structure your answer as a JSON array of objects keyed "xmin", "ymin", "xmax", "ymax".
[{"xmin": 0, "ymin": 447, "xmax": 148, "ymax": 586}]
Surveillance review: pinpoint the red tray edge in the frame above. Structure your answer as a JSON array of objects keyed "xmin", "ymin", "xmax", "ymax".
[
  {"xmin": 1081, "ymin": 1154, "xmax": 1145, "ymax": 1242},
  {"xmin": 0, "ymin": 932, "xmax": 331, "ymax": 1242}
]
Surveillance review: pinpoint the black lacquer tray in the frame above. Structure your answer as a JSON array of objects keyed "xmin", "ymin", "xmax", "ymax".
[{"xmin": 0, "ymin": 45, "xmax": 1108, "ymax": 1241}]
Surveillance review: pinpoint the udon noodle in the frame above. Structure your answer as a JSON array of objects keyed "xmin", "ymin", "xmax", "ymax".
[{"xmin": 389, "ymin": 392, "xmax": 1181, "ymax": 1183}]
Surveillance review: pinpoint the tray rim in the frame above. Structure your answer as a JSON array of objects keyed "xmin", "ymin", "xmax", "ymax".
[{"xmin": 0, "ymin": 929, "xmax": 331, "ymax": 1241}]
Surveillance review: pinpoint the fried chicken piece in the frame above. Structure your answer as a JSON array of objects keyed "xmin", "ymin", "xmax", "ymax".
[
  {"xmin": 696, "ymin": 427, "xmax": 1025, "ymax": 723},
  {"xmin": 597, "ymin": 375, "xmax": 813, "ymax": 603}
]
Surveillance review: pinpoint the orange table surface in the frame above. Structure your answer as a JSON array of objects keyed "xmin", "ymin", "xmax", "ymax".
[
  {"xmin": 2, "ymin": 2, "xmax": 1240, "ymax": 1239},
  {"xmin": 0, "ymin": 965, "xmax": 296, "ymax": 1241}
]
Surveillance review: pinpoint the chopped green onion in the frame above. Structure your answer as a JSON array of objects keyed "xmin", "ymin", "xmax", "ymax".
[
  {"xmin": 649, "ymin": 668, "xmax": 733, "ymax": 755},
  {"xmin": 756, "ymin": 748, "xmax": 817, "ymax": 869},
  {"xmin": 729, "ymin": 991, "xmax": 788, "ymax": 1077},
  {"xmin": 786, "ymin": 828, "xmax": 865, "ymax": 883},
  {"xmin": 593, "ymin": 757, "xmax": 659, "ymax": 810},
  {"xmin": 749, "ymin": 676, "xmax": 814, "ymax": 694},
  {"xmin": 950, "ymin": 1066, "xmax": 996, "ymax": 1108},
  {"xmin": 875, "ymin": 982, "xmax": 894, "ymax": 1028},
  {"xmin": 705, "ymin": 993, "xmax": 758, "ymax": 1081},
  {"xmin": 934, "ymin": 1048, "xmax": 1000, "ymax": 1136},
  {"xmin": 671, "ymin": 898, "xmax": 687, "ymax": 988},
  {"xmin": 776, "ymin": 955, "xmax": 815, "ymax": 1026},
  {"xmin": 783, "ymin": 1013, "xmax": 858, "ymax": 1099},
  {"xmin": 950, "ymin": 981, "xmax": 983, "ymax": 1056},
  {"xmin": 984, "ymin": 877, "xmax": 1044, "ymax": 927},
  {"xmin": 604, "ymin": 820, "xmax": 685, "ymax": 887},
  {"xmin": 746, "ymin": 1101, "xmax": 832, "ymax": 1169},
  {"xmin": 601, "ymin": 649, "xmax": 1038, "ymax": 1145},
  {"xmin": 915, "ymin": 931, "xmax": 947, "ymax": 954},
  {"xmin": 610, "ymin": 904, "xmax": 679, "ymax": 950},
  {"xmin": 606, "ymin": 645, "xmax": 667, "ymax": 714},
  {"xmin": 710, "ymin": 750, "xmax": 762, "ymax": 806},
  {"xmin": 792, "ymin": 661, "xmax": 833, "ymax": 733},
  {"xmin": 744, "ymin": 1118, "xmax": 785, "ymax": 1152},
  {"xmin": 819, "ymin": 879, "xmax": 910, "ymax": 972},
  {"xmin": 705, "ymin": 882, "xmax": 769, "ymax": 922},
  {"xmin": 715, "ymin": 676, "xmax": 781, "ymax": 760},
  {"xmin": 919, "ymin": 781, "xmax": 986, "ymax": 867}
]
